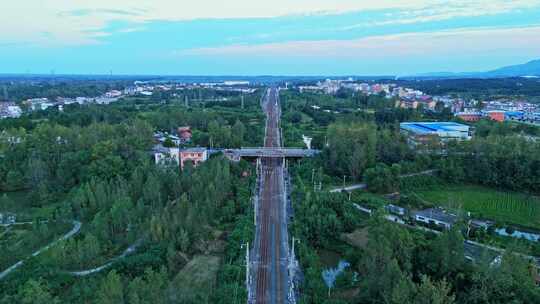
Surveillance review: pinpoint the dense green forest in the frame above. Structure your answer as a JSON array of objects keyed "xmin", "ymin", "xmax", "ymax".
[
  {"xmin": 0, "ymin": 92, "xmax": 263, "ymax": 303},
  {"xmin": 396, "ymin": 78, "xmax": 540, "ymax": 101}
]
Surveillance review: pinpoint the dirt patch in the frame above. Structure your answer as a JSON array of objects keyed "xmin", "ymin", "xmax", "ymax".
[
  {"xmin": 340, "ymin": 228, "xmax": 369, "ymax": 249},
  {"xmin": 168, "ymin": 255, "xmax": 221, "ymax": 303}
]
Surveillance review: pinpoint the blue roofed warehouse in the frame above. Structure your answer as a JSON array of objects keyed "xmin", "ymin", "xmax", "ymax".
[{"xmin": 400, "ymin": 122, "xmax": 472, "ymax": 148}]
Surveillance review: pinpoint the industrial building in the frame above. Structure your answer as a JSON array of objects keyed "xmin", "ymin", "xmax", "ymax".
[{"xmin": 400, "ymin": 122, "xmax": 472, "ymax": 148}]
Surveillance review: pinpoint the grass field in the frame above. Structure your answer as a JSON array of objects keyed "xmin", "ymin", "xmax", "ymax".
[
  {"xmin": 414, "ymin": 185, "xmax": 540, "ymax": 229},
  {"xmin": 168, "ymin": 255, "xmax": 221, "ymax": 302}
]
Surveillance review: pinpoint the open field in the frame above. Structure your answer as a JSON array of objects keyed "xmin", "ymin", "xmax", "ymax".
[
  {"xmin": 340, "ymin": 228, "xmax": 369, "ymax": 249},
  {"xmin": 414, "ymin": 185, "xmax": 540, "ymax": 229},
  {"xmin": 167, "ymin": 255, "xmax": 221, "ymax": 303}
]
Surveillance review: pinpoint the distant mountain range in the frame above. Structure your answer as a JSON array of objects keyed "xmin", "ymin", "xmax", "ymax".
[
  {"xmin": 405, "ymin": 59, "xmax": 540, "ymax": 79},
  {"xmin": 485, "ymin": 59, "xmax": 540, "ymax": 77}
]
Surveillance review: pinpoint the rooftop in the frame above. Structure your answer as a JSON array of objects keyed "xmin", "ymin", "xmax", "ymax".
[
  {"xmin": 414, "ymin": 208, "xmax": 458, "ymax": 224},
  {"xmin": 180, "ymin": 148, "xmax": 207, "ymax": 153},
  {"xmin": 400, "ymin": 121, "xmax": 469, "ymax": 135}
]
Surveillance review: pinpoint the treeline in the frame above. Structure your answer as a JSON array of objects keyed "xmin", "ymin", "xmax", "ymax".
[
  {"xmin": 3, "ymin": 81, "xmax": 128, "ymax": 101},
  {"xmin": 440, "ymin": 135, "xmax": 540, "ymax": 193},
  {"xmin": 0, "ymin": 97, "xmax": 264, "ymax": 151},
  {"xmin": 398, "ymin": 78, "xmax": 540, "ymax": 100},
  {"xmin": 144, "ymin": 106, "xmax": 263, "ymax": 148},
  {"xmin": 0, "ymin": 120, "xmax": 153, "ymax": 202},
  {"xmin": 320, "ymin": 122, "xmax": 415, "ymax": 181}
]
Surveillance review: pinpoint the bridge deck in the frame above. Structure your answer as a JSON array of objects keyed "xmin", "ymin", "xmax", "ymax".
[{"xmin": 223, "ymin": 148, "xmax": 319, "ymax": 158}]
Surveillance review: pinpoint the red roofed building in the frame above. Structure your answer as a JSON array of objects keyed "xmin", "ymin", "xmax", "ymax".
[
  {"xmin": 179, "ymin": 148, "xmax": 208, "ymax": 169},
  {"xmin": 177, "ymin": 126, "xmax": 192, "ymax": 143},
  {"xmin": 486, "ymin": 111, "xmax": 505, "ymax": 122},
  {"xmin": 456, "ymin": 112, "xmax": 482, "ymax": 122}
]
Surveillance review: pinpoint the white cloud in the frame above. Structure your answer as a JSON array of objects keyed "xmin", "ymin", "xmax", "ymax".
[
  {"xmin": 341, "ymin": 0, "xmax": 540, "ymax": 30},
  {"xmin": 1, "ymin": 0, "xmax": 539, "ymax": 46},
  {"xmin": 178, "ymin": 26, "xmax": 540, "ymax": 63}
]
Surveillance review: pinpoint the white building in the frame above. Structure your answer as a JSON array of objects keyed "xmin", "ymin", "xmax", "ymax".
[
  {"xmin": 154, "ymin": 146, "xmax": 180, "ymax": 166},
  {"xmin": 0, "ymin": 102, "xmax": 23, "ymax": 119}
]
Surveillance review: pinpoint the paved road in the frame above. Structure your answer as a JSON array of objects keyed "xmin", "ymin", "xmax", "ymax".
[
  {"xmin": 0, "ymin": 220, "xmax": 81, "ymax": 280},
  {"xmin": 253, "ymin": 88, "xmax": 290, "ymax": 303},
  {"xmin": 329, "ymin": 169, "xmax": 438, "ymax": 193},
  {"xmin": 329, "ymin": 184, "xmax": 367, "ymax": 193},
  {"xmin": 67, "ymin": 239, "xmax": 143, "ymax": 276}
]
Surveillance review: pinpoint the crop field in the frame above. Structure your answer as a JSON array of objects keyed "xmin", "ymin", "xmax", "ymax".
[{"xmin": 414, "ymin": 185, "xmax": 540, "ymax": 229}]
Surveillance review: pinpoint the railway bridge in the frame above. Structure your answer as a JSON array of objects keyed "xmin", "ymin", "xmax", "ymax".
[{"xmin": 221, "ymin": 147, "xmax": 319, "ymax": 161}]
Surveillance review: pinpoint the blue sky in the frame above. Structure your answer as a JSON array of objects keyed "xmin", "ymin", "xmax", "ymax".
[{"xmin": 2, "ymin": 0, "xmax": 540, "ymax": 75}]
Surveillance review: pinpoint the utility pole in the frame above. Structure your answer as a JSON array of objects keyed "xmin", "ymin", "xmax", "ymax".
[
  {"xmin": 241, "ymin": 94, "xmax": 245, "ymax": 109},
  {"xmin": 184, "ymin": 95, "xmax": 189, "ymax": 108},
  {"xmin": 242, "ymin": 242, "xmax": 251, "ymax": 302},
  {"xmin": 288, "ymin": 237, "xmax": 299, "ymax": 303}
]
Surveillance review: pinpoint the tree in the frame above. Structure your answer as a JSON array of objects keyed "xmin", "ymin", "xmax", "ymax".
[
  {"xmin": 162, "ymin": 137, "xmax": 176, "ymax": 148},
  {"xmin": 357, "ymin": 219, "xmax": 416, "ymax": 303},
  {"xmin": 26, "ymin": 156, "xmax": 47, "ymax": 188},
  {"xmin": 18, "ymin": 279, "xmax": 58, "ymax": 304},
  {"xmin": 79, "ymin": 233, "xmax": 101, "ymax": 266},
  {"xmin": 424, "ymin": 227, "xmax": 465, "ymax": 278},
  {"xmin": 324, "ymin": 123, "xmax": 376, "ymax": 180},
  {"xmin": 414, "ymin": 275, "xmax": 455, "ymax": 304},
  {"xmin": 97, "ymin": 270, "xmax": 124, "ymax": 304},
  {"xmin": 5, "ymin": 169, "xmax": 24, "ymax": 191},
  {"xmin": 126, "ymin": 267, "xmax": 168, "ymax": 304},
  {"xmin": 465, "ymin": 248, "xmax": 540, "ymax": 303},
  {"xmin": 364, "ymin": 163, "xmax": 400, "ymax": 193},
  {"xmin": 0, "ymin": 193, "xmax": 14, "ymax": 209},
  {"xmin": 231, "ymin": 119, "xmax": 246, "ymax": 148}
]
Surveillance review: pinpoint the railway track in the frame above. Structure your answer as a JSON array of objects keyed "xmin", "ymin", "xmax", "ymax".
[{"xmin": 253, "ymin": 88, "xmax": 289, "ymax": 303}]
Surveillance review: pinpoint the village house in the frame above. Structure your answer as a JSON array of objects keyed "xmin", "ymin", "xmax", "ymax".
[
  {"xmin": 179, "ymin": 148, "xmax": 208, "ymax": 169},
  {"xmin": 456, "ymin": 112, "xmax": 482, "ymax": 122},
  {"xmin": 0, "ymin": 212, "xmax": 16, "ymax": 225},
  {"xmin": 413, "ymin": 208, "xmax": 458, "ymax": 229},
  {"xmin": 153, "ymin": 145, "xmax": 180, "ymax": 166},
  {"xmin": 177, "ymin": 126, "xmax": 193, "ymax": 143}
]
